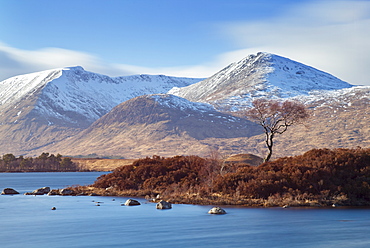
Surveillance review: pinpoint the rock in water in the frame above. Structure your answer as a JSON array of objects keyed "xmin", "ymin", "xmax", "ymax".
[
  {"xmin": 25, "ymin": 187, "xmax": 51, "ymax": 195},
  {"xmin": 124, "ymin": 199, "xmax": 141, "ymax": 206},
  {"xmin": 47, "ymin": 189, "xmax": 60, "ymax": 195},
  {"xmin": 156, "ymin": 200, "xmax": 172, "ymax": 209},
  {"xmin": 1, "ymin": 188, "xmax": 20, "ymax": 195},
  {"xmin": 59, "ymin": 188, "xmax": 75, "ymax": 195},
  {"xmin": 208, "ymin": 207, "xmax": 226, "ymax": 214}
]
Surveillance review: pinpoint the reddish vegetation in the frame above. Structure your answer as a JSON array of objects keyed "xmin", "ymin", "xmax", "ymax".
[{"xmin": 89, "ymin": 148, "xmax": 370, "ymax": 206}]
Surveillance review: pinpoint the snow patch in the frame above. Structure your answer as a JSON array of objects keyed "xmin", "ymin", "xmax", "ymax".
[{"xmin": 149, "ymin": 94, "xmax": 215, "ymax": 112}]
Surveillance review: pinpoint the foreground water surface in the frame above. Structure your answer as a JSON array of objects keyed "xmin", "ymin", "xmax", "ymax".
[{"xmin": 1, "ymin": 172, "xmax": 370, "ymax": 248}]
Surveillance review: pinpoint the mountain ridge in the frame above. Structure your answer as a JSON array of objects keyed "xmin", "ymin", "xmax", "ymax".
[
  {"xmin": 0, "ymin": 66, "xmax": 204, "ymax": 127},
  {"xmin": 0, "ymin": 67, "xmax": 203, "ymax": 155}
]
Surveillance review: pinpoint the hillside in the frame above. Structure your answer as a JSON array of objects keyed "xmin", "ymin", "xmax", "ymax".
[{"xmin": 45, "ymin": 94, "xmax": 262, "ymax": 158}]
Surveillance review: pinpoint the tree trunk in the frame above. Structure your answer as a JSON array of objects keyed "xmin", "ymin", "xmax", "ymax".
[{"xmin": 264, "ymin": 132, "xmax": 274, "ymax": 162}]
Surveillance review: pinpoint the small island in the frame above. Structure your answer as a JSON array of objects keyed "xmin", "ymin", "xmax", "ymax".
[{"xmin": 67, "ymin": 147, "xmax": 370, "ymax": 207}]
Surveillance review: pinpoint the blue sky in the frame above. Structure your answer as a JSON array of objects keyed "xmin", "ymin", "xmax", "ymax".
[{"xmin": 1, "ymin": 0, "xmax": 370, "ymax": 85}]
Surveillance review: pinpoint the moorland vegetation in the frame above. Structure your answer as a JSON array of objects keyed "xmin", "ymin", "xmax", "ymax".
[{"xmin": 73, "ymin": 147, "xmax": 370, "ymax": 207}]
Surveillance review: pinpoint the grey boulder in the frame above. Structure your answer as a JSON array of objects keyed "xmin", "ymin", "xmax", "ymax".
[
  {"xmin": 156, "ymin": 200, "xmax": 172, "ymax": 209},
  {"xmin": 1, "ymin": 188, "xmax": 19, "ymax": 195},
  {"xmin": 208, "ymin": 207, "xmax": 227, "ymax": 214},
  {"xmin": 124, "ymin": 199, "xmax": 141, "ymax": 206}
]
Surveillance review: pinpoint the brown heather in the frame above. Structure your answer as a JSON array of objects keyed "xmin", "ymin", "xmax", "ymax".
[{"xmin": 77, "ymin": 147, "xmax": 370, "ymax": 207}]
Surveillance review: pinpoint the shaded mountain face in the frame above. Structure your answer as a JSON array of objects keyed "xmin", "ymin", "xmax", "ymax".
[
  {"xmin": 47, "ymin": 94, "xmax": 262, "ymax": 157},
  {"xmin": 168, "ymin": 52, "xmax": 353, "ymax": 109},
  {"xmin": 0, "ymin": 67, "xmax": 202, "ymax": 155},
  {"xmin": 78, "ymin": 94, "xmax": 262, "ymax": 140}
]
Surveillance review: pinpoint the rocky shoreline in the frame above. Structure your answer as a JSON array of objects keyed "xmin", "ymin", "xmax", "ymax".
[
  {"xmin": 1, "ymin": 186, "xmax": 231, "ymax": 213},
  {"xmin": 2, "ymin": 185, "xmax": 367, "ymax": 208}
]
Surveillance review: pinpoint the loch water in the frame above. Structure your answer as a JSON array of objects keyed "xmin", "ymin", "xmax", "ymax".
[{"xmin": 1, "ymin": 172, "xmax": 370, "ymax": 248}]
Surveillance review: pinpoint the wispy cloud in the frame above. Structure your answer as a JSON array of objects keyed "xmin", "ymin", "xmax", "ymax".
[
  {"xmin": 1, "ymin": 1, "xmax": 369, "ymax": 86},
  {"xmin": 0, "ymin": 42, "xmax": 214, "ymax": 81},
  {"xmin": 0, "ymin": 42, "xmax": 221, "ymax": 81},
  {"xmin": 0, "ymin": 43, "xmax": 113, "ymax": 80}
]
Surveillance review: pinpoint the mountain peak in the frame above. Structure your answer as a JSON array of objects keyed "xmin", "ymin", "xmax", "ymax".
[{"xmin": 168, "ymin": 52, "xmax": 353, "ymax": 108}]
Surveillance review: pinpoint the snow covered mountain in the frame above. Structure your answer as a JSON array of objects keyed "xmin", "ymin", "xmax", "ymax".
[
  {"xmin": 0, "ymin": 52, "xmax": 368, "ymax": 158},
  {"xmin": 0, "ymin": 67, "xmax": 203, "ymax": 155},
  {"xmin": 0, "ymin": 66, "xmax": 203, "ymax": 128},
  {"xmin": 168, "ymin": 52, "xmax": 353, "ymax": 109}
]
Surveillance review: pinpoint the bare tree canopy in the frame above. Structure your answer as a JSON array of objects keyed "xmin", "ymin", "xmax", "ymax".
[{"xmin": 244, "ymin": 98, "xmax": 309, "ymax": 162}]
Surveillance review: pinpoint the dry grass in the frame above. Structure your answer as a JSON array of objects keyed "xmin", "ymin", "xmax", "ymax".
[
  {"xmin": 225, "ymin": 153, "xmax": 263, "ymax": 166},
  {"xmin": 71, "ymin": 158, "xmax": 136, "ymax": 171}
]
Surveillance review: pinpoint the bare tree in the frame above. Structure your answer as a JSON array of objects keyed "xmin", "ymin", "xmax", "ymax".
[{"xmin": 244, "ymin": 98, "xmax": 309, "ymax": 162}]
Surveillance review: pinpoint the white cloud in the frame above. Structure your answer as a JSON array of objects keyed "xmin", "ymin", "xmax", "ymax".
[
  {"xmin": 0, "ymin": 42, "xmax": 216, "ymax": 81},
  {"xmin": 217, "ymin": 0, "xmax": 370, "ymax": 86}
]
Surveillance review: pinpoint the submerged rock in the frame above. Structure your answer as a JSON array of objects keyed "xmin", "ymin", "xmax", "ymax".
[
  {"xmin": 1, "ymin": 188, "xmax": 19, "ymax": 195},
  {"xmin": 124, "ymin": 199, "xmax": 141, "ymax": 206},
  {"xmin": 208, "ymin": 207, "xmax": 227, "ymax": 215},
  {"xmin": 156, "ymin": 200, "xmax": 172, "ymax": 209}
]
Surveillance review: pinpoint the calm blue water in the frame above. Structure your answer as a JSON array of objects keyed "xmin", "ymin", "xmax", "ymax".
[{"xmin": 1, "ymin": 173, "xmax": 370, "ymax": 248}]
